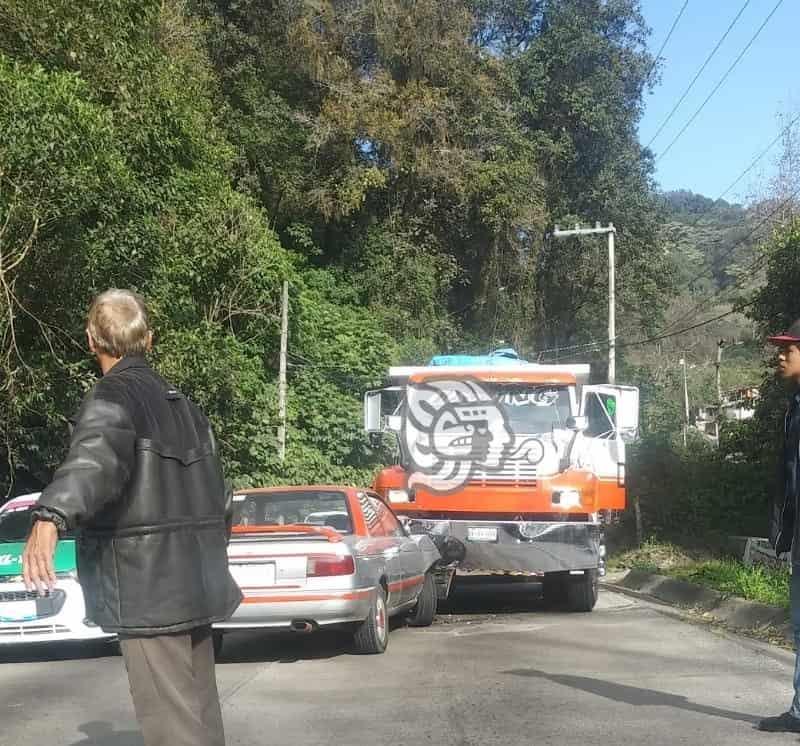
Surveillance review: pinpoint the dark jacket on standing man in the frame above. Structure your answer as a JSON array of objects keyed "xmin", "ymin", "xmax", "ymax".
[
  {"xmin": 770, "ymin": 391, "xmax": 800, "ymax": 561},
  {"xmin": 36, "ymin": 356, "xmax": 242, "ymax": 635}
]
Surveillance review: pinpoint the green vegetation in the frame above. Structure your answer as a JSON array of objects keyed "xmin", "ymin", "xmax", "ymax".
[
  {"xmin": 0, "ymin": 0, "xmax": 670, "ymax": 494},
  {"xmin": 0, "ymin": 0, "xmax": 797, "ymax": 566},
  {"xmin": 611, "ymin": 540, "xmax": 790, "ymax": 609}
]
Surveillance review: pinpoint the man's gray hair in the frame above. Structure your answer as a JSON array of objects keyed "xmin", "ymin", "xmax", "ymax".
[{"xmin": 87, "ymin": 289, "xmax": 151, "ymax": 358}]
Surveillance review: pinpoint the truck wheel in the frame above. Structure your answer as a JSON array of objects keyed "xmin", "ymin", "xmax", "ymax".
[
  {"xmin": 353, "ymin": 587, "xmax": 389, "ymax": 654},
  {"xmin": 542, "ymin": 572, "xmax": 567, "ymax": 606},
  {"xmin": 212, "ymin": 631, "xmax": 224, "ymax": 659},
  {"xmin": 407, "ymin": 572, "xmax": 437, "ymax": 627},
  {"xmin": 565, "ymin": 570, "xmax": 598, "ymax": 613}
]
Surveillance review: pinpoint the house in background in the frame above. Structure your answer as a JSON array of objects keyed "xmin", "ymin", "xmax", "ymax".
[{"xmin": 693, "ymin": 387, "xmax": 760, "ymax": 443}]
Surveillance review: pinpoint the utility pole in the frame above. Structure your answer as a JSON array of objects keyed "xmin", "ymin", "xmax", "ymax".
[
  {"xmin": 680, "ymin": 357, "xmax": 690, "ymax": 447},
  {"xmin": 715, "ymin": 339, "xmax": 724, "ymax": 442},
  {"xmin": 552, "ymin": 222, "xmax": 617, "ymax": 383},
  {"xmin": 277, "ymin": 280, "xmax": 289, "ymax": 464}
]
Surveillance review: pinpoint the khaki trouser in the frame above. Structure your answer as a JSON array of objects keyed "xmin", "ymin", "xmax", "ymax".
[{"xmin": 119, "ymin": 625, "xmax": 225, "ymax": 746}]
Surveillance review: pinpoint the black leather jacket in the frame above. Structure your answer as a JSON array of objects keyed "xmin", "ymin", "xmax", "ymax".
[
  {"xmin": 770, "ymin": 391, "xmax": 800, "ymax": 559},
  {"xmin": 37, "ymin": 356, "xmax": 242, "ymax": 635}
]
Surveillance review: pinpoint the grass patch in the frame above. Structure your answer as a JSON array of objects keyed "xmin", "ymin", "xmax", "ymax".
[
  {"xmin": 670, "ymin": 561, "xmax": 789, "ymax": 609},
  {"xmin": 610, "ymin": 538, "xmax": 790, "ymax": 609}
]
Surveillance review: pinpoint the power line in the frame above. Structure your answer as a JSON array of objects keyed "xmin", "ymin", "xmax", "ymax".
[
  {"xmin": 644, "ymin": 228, "xmax": 774, "ymax": 344},
  {"xmin": 711, "ymin": 111, "xmax": 800, "ymax": 205},
  {"xmin": 645, "ymin": 0, "xmax": 691, "ymax": 83},
  {"xmin": 619, "ymin": 304, "xmax": 755, "ymax": 350},
  {"xmin": 650, "ymin": 118, "xmax": 800, "ymax": 335},
  {"xmin": 646, "ymin": 0, "xmax": 751, "ymax": 148},
  {"xmin": 658, "ymin": 190, "xmax": 797, "ymax": 333},
  {"xmin": 675, "ymin": 190, "xmax": 795, "ymax": 291},
  {"xmin": 532, "ymin": 197, "xmax": 794, "ymax": 362},
  {"xmin": 659, "ymin": 110, "xmax": 800, "ymax": 244},
  {"xmin": 533, "ymin": 305, "xmax": 753, "ymax": 362},
  {"xmin": 656, "ymin": 0, "xmax": 786, "ymax": 164}
]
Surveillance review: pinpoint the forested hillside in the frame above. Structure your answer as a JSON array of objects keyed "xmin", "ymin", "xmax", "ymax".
[{"xmin": 1, "ymin": 0, "xmax": 674, "ymax": 494}]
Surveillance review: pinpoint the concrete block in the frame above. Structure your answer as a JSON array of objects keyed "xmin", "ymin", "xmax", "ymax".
[{"xmin": 714, "ymin": 597, "xmax": 789, "ymax": 629}]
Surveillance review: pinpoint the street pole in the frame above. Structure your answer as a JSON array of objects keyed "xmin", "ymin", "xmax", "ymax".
[
  {"xmin": 715, "ymin": 339, "xmax": 724, "ymax": 442},
  {"xmin": 278, "ymin": 279, "xmax": 288, "ymax": 464},
  {"xmin": 680, "ymin": 357, "xmax": 690, "ymax": 447},
  {"xmin": 552, "ymin": 222, "xmax": 617, "ymax": 383},
  {"xmin": 608, "ymin": 227, "xmax": 616, "ymax": 384}
]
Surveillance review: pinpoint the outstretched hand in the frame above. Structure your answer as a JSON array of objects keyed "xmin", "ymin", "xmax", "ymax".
[{"xmin": 22, "ymin": 521, "xmax": 59, "ymax": 595}]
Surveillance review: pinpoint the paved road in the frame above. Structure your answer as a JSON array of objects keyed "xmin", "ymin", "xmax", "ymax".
[{"xmin": 0, "ymin": 580, "xmax": 797, "ymax": 746}]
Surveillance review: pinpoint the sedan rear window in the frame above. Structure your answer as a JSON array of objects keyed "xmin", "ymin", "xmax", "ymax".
[{"xmin": 232, "ymin": 491, "xmax": 353, "ymax": 533}]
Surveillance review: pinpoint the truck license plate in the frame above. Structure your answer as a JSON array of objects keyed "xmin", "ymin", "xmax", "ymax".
[
  {"xmin": 0, "ymin": 600, "xmax": 36, "ymax": 622},
  {"xmin": 468, "ymin": 527, "xmax": 498, "ymax": 542}
]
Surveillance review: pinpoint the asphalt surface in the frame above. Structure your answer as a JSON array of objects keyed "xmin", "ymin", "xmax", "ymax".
[{"xmin": 1, "ymin": 579, "xmax": 798, "ymax": 746}]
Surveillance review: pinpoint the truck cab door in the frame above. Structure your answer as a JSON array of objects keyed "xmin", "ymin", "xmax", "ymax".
[
  {"xmin": 577, "ymin": 385, "xmax": 639, "ymax": 509},
  {"xmin": 364, "ymin": 387, "xmax": 404, "ymax": 433}
]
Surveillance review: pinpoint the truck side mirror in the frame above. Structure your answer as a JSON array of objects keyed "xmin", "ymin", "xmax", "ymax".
[
  {"xmin": 364, "ymin": 386, "xmax": 404, "ymax": 433},
  {"xmin": 364, "ymin": 390, "xmax": 383, "ymax": 433},
  {"xmin": 567, "ymin": 416, "xmax": 588, "ymax": 431}
]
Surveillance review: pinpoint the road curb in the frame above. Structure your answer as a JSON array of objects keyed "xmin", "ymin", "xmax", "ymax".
[{"xmin": 601, "ymin": 569, "xmax": 793, "ymax": 647}]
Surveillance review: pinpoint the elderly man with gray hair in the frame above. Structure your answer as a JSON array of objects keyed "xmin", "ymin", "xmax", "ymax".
[{"xmin": 22, "ymin": 289, "xmax": 242, "ymax": 746}]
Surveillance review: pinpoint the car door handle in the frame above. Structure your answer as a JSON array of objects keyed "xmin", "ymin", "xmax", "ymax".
[{"xmin": 383, "ymin": 548, "xmax": 400, "ymax": 559}]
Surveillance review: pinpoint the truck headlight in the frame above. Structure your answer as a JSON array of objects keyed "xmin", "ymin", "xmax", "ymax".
[
  {"xmin": 552, "ymin": 489, "xmax": 581, "ymax": 508},
  {"xmin": 387, "ymin": 488, "xmax": 413, "ymax": 503}
]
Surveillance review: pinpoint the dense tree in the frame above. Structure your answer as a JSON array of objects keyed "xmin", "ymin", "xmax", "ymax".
[
  {"xmin": 2, "ymin": 0, "xmax": 674, "ymax": 497},
  {"xmin": 0, "ymin": 0, "xmax": 393, "ymax": 494},
  {"xmin": 191, "ymin": 0, "xmax": 670, "ymax": 361}
]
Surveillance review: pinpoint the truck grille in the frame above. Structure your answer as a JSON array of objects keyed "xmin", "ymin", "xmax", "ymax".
[
  {"xmin": 466, "ymin": 439, "xmax": 542, "ymax": 487},
  {"xmin": 468, "ymin": 463, "xmax": 538, "ymax": 487}
]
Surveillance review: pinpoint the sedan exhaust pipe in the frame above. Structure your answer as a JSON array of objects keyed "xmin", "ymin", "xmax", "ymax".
[{"xmin": 290, "ymin": 620, "xmax": 315, "ymax": 633}]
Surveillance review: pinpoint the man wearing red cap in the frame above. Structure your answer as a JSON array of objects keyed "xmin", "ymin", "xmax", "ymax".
[{"xmin": 760, "ymin": 319, "xmax": 800, "ymax": 732}]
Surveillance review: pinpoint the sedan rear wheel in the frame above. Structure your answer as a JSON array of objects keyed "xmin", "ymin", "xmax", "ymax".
[{"xmin": 353, "ymin": 587, "xmax": 388, "ymax": 654}]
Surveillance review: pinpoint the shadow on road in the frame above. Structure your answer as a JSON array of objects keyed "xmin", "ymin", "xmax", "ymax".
[
  {"xmin": 504, "ymin": 668, "xmax": 760, "ymax": 724},
  {"xmin": 216, "ymin": 627, "xmax": 359, "ymax": 664},
  {"xmin": 0, "ymin": 640, "xmax": 119, "ymax": 664},
  {"xmin": 67, "ymin": 721, "xmax": 142, "ymax": 746},
  {"xmin": 439, "ymin": 577, "xmax": 551, "ymax": 616}
]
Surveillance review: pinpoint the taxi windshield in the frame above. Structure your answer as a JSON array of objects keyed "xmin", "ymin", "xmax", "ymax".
[
  {"xmin": 0, "ymin": 508, "xmax": 35, "ymax": 543},
  {"xmin": 0, "ymin": 507, "xmax": 75, "ymax": 542}
]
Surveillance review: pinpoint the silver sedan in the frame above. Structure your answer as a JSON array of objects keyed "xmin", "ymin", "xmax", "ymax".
[{"xmin": 213, "ymin": 486, "xmax": 445, "ymax": 654}]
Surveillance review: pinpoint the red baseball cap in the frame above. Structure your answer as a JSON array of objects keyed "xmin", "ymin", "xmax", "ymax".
[{"xmin": 768, "ymin": 318, "xmax": 800, "ymax": 345}]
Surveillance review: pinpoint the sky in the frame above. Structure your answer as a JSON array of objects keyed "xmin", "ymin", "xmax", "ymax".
[{"xmin": 638, "ymin": 0, "xmax": 799, "ymax": 203}]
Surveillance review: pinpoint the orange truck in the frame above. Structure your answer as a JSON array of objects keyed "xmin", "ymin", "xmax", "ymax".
[{"xmin": 363, "ymin": 349, "xmax": 638, "ymax": 611}]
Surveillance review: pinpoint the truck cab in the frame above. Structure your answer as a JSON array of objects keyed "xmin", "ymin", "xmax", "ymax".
[{"xmin": 363, "ymin": 350, "xmax": 638, "ymax": 611}]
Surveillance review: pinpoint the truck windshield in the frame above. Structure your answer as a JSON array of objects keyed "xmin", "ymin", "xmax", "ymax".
[
  {"xmin": 406, "ymin": 382, "xmax": 572, "ymax": 436},
  {"xmin": 486, "ymin": 384, "xmax": 571, "ymax": 434}
]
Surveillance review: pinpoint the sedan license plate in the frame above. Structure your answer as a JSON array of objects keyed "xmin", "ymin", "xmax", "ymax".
[
  {"xmin": 231, "ymin": 563, "xmax": 276, "ymax": 588},
  {"xmin": 468, "ymin": 526, "xmax": 498, "ymax": 542},
  {"xmin": 0, "ymin": 600, "xmax": 37, "ymax": 622}
]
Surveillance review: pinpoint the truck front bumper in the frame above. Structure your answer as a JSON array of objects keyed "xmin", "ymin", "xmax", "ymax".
[{"xmin": 407, "ymin": 519, "xmax": 603, "ymax": 576}]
